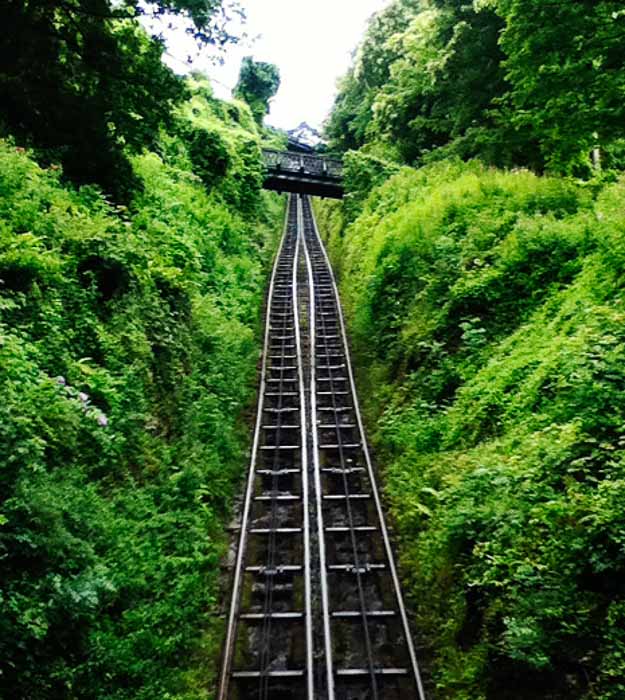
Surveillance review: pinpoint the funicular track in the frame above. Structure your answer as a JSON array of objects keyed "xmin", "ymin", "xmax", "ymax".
[{"xmin": 218, "ymin": 195, "xmax": 426, "ymax": 700}]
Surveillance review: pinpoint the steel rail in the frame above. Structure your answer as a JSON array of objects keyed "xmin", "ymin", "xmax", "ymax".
[
  {"xmin": 258, "ymin": 264, "xmax": 298, "ymax": 699},
  {"xmin": 217, "ymin": 195, "xmax": 314, "ymax": 700},
  {"xmin": 302, "ymin": 200, "xmax": 380, "ymax": 695},
  {"xmin": 216, "ymin": 197, "xmax": 289, "ymax": 700},
  {"xmin": 314, "ymin": 275, "xmax": 380, "ymax": 697},
  {"xmin": 301, "ymin": 201, "xmax": 336, "ymax": 700},
  {"xmin": 304, "ymin": 195, "xmax": 427, "ymax": 700},
  {"xmin": 293, "ymin": 197, "xmax": 315, "ymax": 700},
  {"xmin": 258, "ymin": 260, "xmax": 291, "ymax": 699}
]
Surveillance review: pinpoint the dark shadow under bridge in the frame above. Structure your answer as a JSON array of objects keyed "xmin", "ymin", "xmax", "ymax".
[{"xmin": 262, "ymin": 149, "xmax": 344, "ymax": 199}]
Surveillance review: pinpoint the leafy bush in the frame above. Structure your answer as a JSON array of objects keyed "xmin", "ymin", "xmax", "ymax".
[
  {"xmin": 175, "ymin": 76, "xmax": 265, "ymax": 216},
  {"xmin": 327, "ymin": 0, "xmax": 625, "ymax": 175},
  {"xmin": 188, "ymin": 128, "xmax": 231, "ymax": 185},
  {"xmin": 315, "ymin": 162, "xmax": 625, "ymax": 699},
  {"xmin": 341, "ymin": 147, "xmax": 400, "ymax": 224},
  {"xmin": 0, "ymin": 75, "xmax": 283, "ymax": 698}
]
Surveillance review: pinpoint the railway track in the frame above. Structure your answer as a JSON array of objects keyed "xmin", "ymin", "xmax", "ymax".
[{"xmin": 218, "ymin": 194, "xmax": 426, "ymax": 700}]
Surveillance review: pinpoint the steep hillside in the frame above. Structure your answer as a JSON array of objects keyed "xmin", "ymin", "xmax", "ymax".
[
  {"xmin": 0, "ymin": 80, "xmax": 283, "ymax": 699},
  {"xmin": 327, "ymin": 0, "xmax": 625, "ymax": 174},
  {"xmin": 315, "ymin": 162, "xmax": 625, "ymax": 699}
]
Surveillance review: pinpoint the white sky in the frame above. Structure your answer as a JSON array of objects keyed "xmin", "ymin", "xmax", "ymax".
[{"xmin": 157, "ymin": 0, "xmax": 391, "ymax": 131}]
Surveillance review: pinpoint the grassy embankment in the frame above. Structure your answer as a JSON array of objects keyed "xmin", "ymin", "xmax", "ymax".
[
  {"xmin": 315, "ymin": 159, "xmax": 625, "ymax": 699},
  {"xmin": 0, "ymin": 77, "xmax": 284, "ymax": 698}
]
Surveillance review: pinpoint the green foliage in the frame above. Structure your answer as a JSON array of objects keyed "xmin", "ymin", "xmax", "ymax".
[
  {"xmin": 0, "ymin": 76, "xmax": 283, "ymax": 697},
  {"xmin": 326, "ymin": 0, "xmax": 625, "ymax": 174},
  {"xmin": 0, "ymin": 0, "xmax": 240, "ymax": 199},
  {"xmin": 188, "ymin": 127, "xmax": 231, "ymax": 185},
  {"xmin": 315, "ymin": 164, "xmax": 625, "ymax": 698},
  {"xmin": 341, "ymin": 147, "xmax": 401, "ymax": 223},
  {"xmin": 233, "ymin": 57, "xmax": 281, "ymax": 126},
  {"xmin": 174, "ymin": 76, "xmax": 265, "ymax": 215},
  {"xmin": 375, "ymin": 3, "xmax": 510, "ymax": 165},
  {"xmin": 325, "ymin": 0, "xmax": 423, "ymax": 152},
  {"xmin": 494, "ymin": 0, "xmax": 625, "ymax": 175}
]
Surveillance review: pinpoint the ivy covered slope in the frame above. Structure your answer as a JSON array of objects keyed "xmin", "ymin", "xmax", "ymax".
[
  {"xmin": 315, "ymin": 162, "xmax": 625, "ymax": 699},
  {"xmin": 0, "ymin": 79, "xmax": 283, "ymax": 699}
]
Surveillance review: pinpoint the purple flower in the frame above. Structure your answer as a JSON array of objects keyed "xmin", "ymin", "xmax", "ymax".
[
  {"xmin": 78, "ymin": 392, "xmax": 89, "ymax": 403},
  {"xmin": 56, "ymin": 376, "xmax": 66, "ymax": 386},
  {"xmin": 97, "ymin": 414, "xmax": 108, "ymax": 427}
]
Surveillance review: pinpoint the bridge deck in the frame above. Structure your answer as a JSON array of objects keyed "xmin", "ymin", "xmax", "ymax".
[{"xmin": 262, "ymin": 149, "xmax": 344, "ymax": 199}]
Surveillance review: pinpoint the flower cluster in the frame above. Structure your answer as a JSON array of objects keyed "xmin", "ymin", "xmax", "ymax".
[{"xmin": 56, "ymin": 376, "xmax": 108, "ymax": 427}]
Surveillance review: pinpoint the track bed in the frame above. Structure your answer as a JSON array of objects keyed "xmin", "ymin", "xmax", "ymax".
[{"xmin": 218, "ymin": 195, "xmax": 426, "ymax": 700}]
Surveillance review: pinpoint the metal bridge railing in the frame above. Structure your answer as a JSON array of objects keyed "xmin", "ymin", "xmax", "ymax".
[{"xmin": 262, "ymin": 149, "xmax": 343, "ymax": 179}]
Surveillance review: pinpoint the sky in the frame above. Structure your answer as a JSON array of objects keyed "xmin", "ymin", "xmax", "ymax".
[{"xmin": 157, "ymin": 0, "xmax": 391, "ymax": 131}]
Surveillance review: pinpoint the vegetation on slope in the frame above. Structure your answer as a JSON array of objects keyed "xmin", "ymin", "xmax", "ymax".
[
  {"xmin": 327, "ymin": 0, "xmax": 625, "ymax": 175},
  {"xmin": 0, "ymin": 0, "xmax": 244, "ymax": 200},
  {"xmin": 0, "ymin": 75, "xmax": 283, "ymax": 697},
  {"xmin": 320, "ymin": 3, "xmax": 625, "ymax": 696},
  {"xmin": 316, "ymin": 162, "xmax": 625, "ymax": 698}
]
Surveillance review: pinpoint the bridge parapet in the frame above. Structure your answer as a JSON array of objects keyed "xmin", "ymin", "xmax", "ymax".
[
  {"xmin": 262, "ymin": 149, "xmax": 344, "ymax": 198},
  {"xmin": 263, "ymin": 149, "xmax": 343, "ymax": 177}
]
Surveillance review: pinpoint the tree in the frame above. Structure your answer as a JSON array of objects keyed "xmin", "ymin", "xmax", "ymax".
[
  {"xmin": 233, "ymin": 57, "xmax": 280, "ymax": 126},
  {"xmin": 327, "ymin": 0, "xmax": 625, "ymax": 174},
  {"xmin": 493, "ymin": 0, "xmax": 625, "ymax": 174},
  {"xmin": 0, "ymin": 0, "xmax": 240, "ymax": 199},
  {"xmin": 370, "ymin": 1, "xmax": 511, "ymax": 164},
  {"xmin": 325, "ymin": 0, "xmax": 423, "ymax": 152}
]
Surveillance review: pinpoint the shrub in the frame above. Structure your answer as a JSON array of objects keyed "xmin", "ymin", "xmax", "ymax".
[
  {"xmin": 0, "ymin": 73, "xmax": 283, "ymax": 698},
  {"xmin": 315, "ymin": 162, "xmax": 625, "ymax": 699}
]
